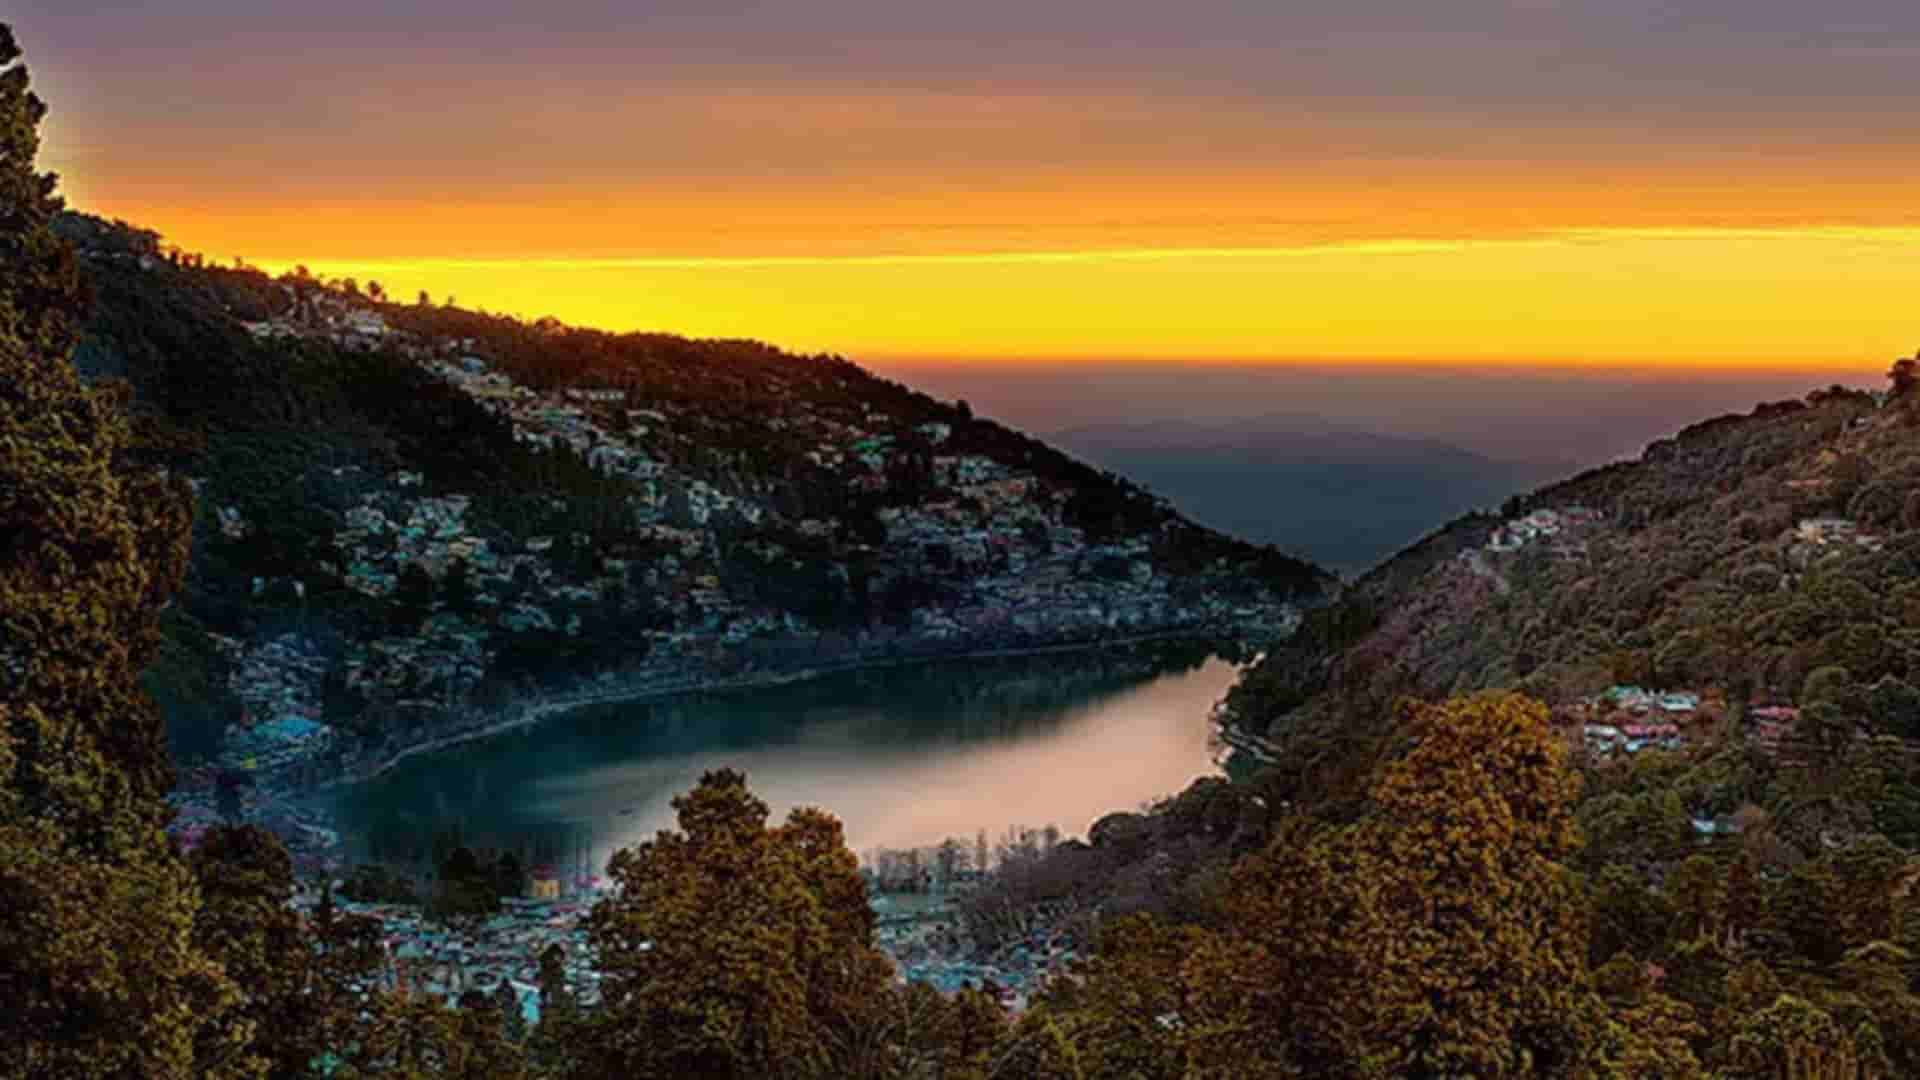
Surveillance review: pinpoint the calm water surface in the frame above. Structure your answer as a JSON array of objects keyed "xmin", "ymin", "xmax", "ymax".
[{"xmin": 332, "ymin": 646, "xmax": 1239, "ymax": 871}]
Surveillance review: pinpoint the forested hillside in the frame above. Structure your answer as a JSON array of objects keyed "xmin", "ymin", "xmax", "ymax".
[
  {"xmin": 1194, "ymin": 371, "xmax": 1920, "ymax": 1071},
  {"xmin": 57, "ymin": 213, "xmax": 1325, "ymax": 779},
  {"xmin": 1221, "ymin": 382, "xmax": 1917, "ymax": 751}
]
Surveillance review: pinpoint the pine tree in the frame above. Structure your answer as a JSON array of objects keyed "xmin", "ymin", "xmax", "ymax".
[
  {"xmin": 0, "ymin": 23, "xmax": 84, "ymax": 361},
  {"xmin": 1724, "ymin": 995, "xmax": 1888, "ymax": 1079},
  {"xmin": 0, "ymin": 23, "xmax": 247, "ymax": 1078},
  {"xmin": 493, "ymin": 979, "xmax": 528, "ymax": 1045},
  {"xmin": 1227, "ymin": 692, "xmax": 1593, "ymax": 1075},
  {"xmin": 582, "ymin": 769, "xmax": 894, "ymax": 1078},
  {"xmin": 190, "ymin": 826, "xmax": 327, "ymax": 1076},
  {"xmin": 526, "ymin": 941, "xmax": 581, "ymax": 1070},
  {"xmin": 1669, "ymin": 853, "xmax": 1728, "ymax": 943},
  {"xmin": 333, "ymin": 993, "xmax": 531, "ymax": 1080}
]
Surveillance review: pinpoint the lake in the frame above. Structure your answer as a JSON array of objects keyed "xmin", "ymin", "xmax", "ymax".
[{"xmin": 330, "ymin": 642, "xmax": 1241, "ymax": 876}]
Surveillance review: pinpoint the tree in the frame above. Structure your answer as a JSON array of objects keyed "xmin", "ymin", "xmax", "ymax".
[
  {"xmin": 1669, "ymin": 853, "xmax": 1728, "ymax": 944},
  {"xmin": 215, "ymin": 767, "xmax": 252, "ymax": 823},
  {"xmin": 1769, "ymin": 860, "xmax": 1845, "ymax": 968},
  {"xmin": 1803, "ymin": 665, "xmax": 1858, "ymax": 711},
  {"xmin": 190, "ymin": 826, "xmax": 325, "ymax": 1076},
  {"xmin": 494, "ymin": 849, "xmax": 524, "ymax": 898},
  {"xmin": 0, "ymin": 27, "xmax": 84, "ymax": 362},
  {"xmin": 0, "ymin": 23, "xmax": 247, "ymax": 1077},
  {"xmin": 429, "ymin": 845, "xmax": 501, "ymax": 927},
  {"xmin": 1588, "ymin": 954, "xmax": 1706, "ymax": 1078},
  {"xmin": 307, "ymin": 882, "xmax": 389, "ymax": 1066},
  {"xmin": 1225, "ymin": 692, "xmax": 1592, "ymax": 1075},
  {"xmin": 528, "ymin": 942, "xmax": 580, "ymax": 1070},
  {"xmin": 333, "ymin": 992, "xmax": 531, "ymax": 1080},
  {"xmin": 1828, "ymin": 836, "xmax": 1911, "ymax": 948},
  {"xmin": 443, "ymin": 556, "xmax": 476, "ymax": 615},
  {"xmin": 1725, "ymin": 853, "xmax": 1766, "ymax": 945},
  {"xmin": 866, "ymin": 982, "xmax": 1006, "ymax": 1080},
  {"xmin": 493, "ymin": 979, "xmax": 528, "ymax": 1045},
  {"xmin": 1724, "ymin": 995, "xmax": 1890, "ymax": 1079},
  {"xmin": 1889, "ymin": 355, "xmax": 1917, "ymax": 399},
  {"xmin": 581, "ymin": 770, "xmax": 895, "ymax": 1078},
  {"xmin": 935, "ymin": 836, "xmax": 965, "ymax": 890},
  {"xmin": 1011, "ymin": 914, "xmax": 1266, "ymax": 1076},
  {"xmin": 1020, "ymin": 693, "xmax": 1597, "ymax": 1077},
  {"xmin": 1867, "ymin": 676, "xmax": 1920, "ymax": 738},
  {"xmin": 1590, "ymin": 862, "xmax": 1677, "ymax": 966},
  {"xmin": 392, "ymin": 560, "xmax": 434, "ymax": 629}
]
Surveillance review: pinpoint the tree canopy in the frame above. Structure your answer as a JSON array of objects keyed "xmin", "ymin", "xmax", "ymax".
[
  {"xmin": 578, "ymin": 769, "xmax": 894, "ymax": 1078},
  {"xmin": 0, "ymin": 22, "xmax": 238, "ymax": 1076}
]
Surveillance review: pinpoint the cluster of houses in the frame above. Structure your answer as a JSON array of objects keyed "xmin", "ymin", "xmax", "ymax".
[
  {"xmin": 1570, "ymin": 684, "xmax": 1818, "ymax": 763},
  {"xmin": 242, "ymin": 287, "xmax": 394, "ymax": 349},
  {"xmin": 424, "ymin": 357, "xmax": 695, "ymax": 507},
  {"xmin": 214, "ymin": 633, "xmax": 334, "ymax": 771},
  {"xmin": 1575, "ymin": 686, "xmax": 1706, "ymax": 756},
  {"xmin": 1791, "ymin": 517, "xmax": 1884, "ymax": 557},
  {"xmin": 261, "ymin": 863, "xmax": 1056, "ymax": 1027},
  {"xmin": 1486, "ymin": 506, "xmax": 1603, "ymax": 554},
  {"xmin": 879, "ymin": 910, "xmax": 1074, "ymax": 1013},
  {"xmin": 290, "ymin": 890, "xmax": 602, "ymax": 1027},
  {"xmin": 1747, "ymin": 704, "xmax": 1802, "ymax": 752}
]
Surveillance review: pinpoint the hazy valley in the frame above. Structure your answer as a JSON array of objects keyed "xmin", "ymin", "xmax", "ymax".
[{"xmin": 1053, "ymin": 413, "xmax": 1574, "ymax": 573}]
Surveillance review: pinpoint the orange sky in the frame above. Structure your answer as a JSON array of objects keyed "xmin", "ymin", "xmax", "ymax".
[{"xmin": 18, "ymin": 0, "xmax": 1920, "ymax": 366}]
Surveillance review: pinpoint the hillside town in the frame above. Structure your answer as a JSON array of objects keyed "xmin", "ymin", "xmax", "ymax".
[
  {"xmin": 165, "ymin": 283, "xmax": 1309, "ymax": 792},
  {"xmin": 253, "ymin": 858, "xmax": 1074, "ymax": 1026}
]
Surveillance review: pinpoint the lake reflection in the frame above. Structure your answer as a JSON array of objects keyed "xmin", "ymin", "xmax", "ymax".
[{"xmin": 332, "ymin": 644, "xmax": 1238, "ymax": 870}]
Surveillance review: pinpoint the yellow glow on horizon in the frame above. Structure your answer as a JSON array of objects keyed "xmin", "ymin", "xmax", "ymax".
[{"xmin": 245, "ymin": 226, "xmax": 1920, "ymax": 368}]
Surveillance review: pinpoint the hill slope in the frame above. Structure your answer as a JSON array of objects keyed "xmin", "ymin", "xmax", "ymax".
[
  {"xmin": 59, "ymin": 215, "xmax": 1330, "ymax": 781},
  {"xmin": 1217, "ymin": 379, "xmax": 1920, "ymax": 822}
]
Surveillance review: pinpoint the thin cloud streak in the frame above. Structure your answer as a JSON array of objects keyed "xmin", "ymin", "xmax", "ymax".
[{"xmin": 255, "ymin": 225, "xmax": 1920, "ymax": 273}]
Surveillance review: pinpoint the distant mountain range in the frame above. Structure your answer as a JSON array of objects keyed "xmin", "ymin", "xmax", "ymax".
[{"xmin": 1051, "ymin": 413, "xmax": 1575, "ymax": 575}]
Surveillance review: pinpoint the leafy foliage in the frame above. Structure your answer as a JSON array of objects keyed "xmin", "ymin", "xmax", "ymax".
[{"xmin": 575, "ymin": 769, "xmax": 895, "ymax": 1078}]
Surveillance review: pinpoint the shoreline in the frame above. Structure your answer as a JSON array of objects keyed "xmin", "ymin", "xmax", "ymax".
[{"xmin": 313, "ymin": 627, "xmax": 1239, "ymax": 792}]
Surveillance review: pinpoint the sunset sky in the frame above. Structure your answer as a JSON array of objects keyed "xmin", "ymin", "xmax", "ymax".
[{"xmin": 17, "ymin": 0, "xmax": 1920, "ymax": 366}]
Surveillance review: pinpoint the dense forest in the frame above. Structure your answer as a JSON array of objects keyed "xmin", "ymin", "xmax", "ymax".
[{"xmin": 9, "ymin": 20, "xmax": 1920, "ymax": 1077}]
